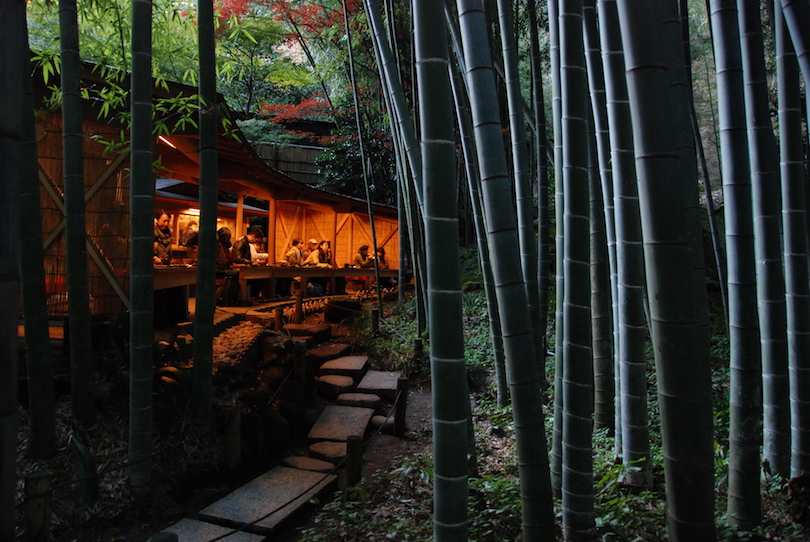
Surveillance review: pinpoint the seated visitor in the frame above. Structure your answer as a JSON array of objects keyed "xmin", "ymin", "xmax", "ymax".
[
  {"xmin": 284, "ymin": 238, "xmax": 304, "ymax": 267},
  {"xmin": 303, "ymin": 240, "xmax": 332, "ymax": 268},
  {"xmin": 153, "ymin": 209, "xmax": 173, "ymax": 265},
  {"xmin": 353, "ymin": 245, "xmax": 374, "ymax": 268},
  {"xmin": 232, "ymin": 227, "xmax": 264, "ymax": 265}
]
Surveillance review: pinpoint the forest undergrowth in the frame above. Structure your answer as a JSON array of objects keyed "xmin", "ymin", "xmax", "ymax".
[{"xmin": 301, "ymin": 287, "xmax": 810, "ymax": 542}]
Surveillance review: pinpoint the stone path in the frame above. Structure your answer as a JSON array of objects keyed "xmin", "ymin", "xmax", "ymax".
[{"xmin": 151, "ymin": 304, "xmax": 404, "ymax": 542}]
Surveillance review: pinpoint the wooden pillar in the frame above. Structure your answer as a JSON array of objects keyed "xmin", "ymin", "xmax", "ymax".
[
  {"xmin": 394, "ymin": 377, "xmax": 409, "ymax": 438},
  {"xmin": 235, "ymin": 195, "xmax": 245, "ymax": 238},
  {"xmin": 268, "ymin": 197, "xmax": 277, "ymax": 262},
  {"xmin": 346, "ymin": 435, "xmax": 363, "ymax": 488}
]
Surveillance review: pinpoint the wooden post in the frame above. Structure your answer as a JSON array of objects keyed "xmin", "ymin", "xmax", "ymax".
[
  {"xmin": 275, "ymin": 306, "xmax": 284, "ymax": 332},
  {"xmin": 235, "ymin": 195, "xmax": 245, "ymax": 239},
  {"xmin": 394, "ymin": 377, "xmax": 409, "ymax": 438},
  {"xmin": 345, "ymin": 435, "xmax": 363, "ymax": 488},
  {"xmin": 225, "ymin": 402, "xmax": 241, "ymax": 473},
  {"xmin": 268, "ymin": 197, "xmax": 277, "ymax": 262},
  {"xmin": 371, "ymin": 307, "xmax": 379, "ymax": 335},
  {"xmin": 294, "ymin": 291, "xmax": 304, "ymax": 324},
  {"xmin": 24, "ymin": 471, "xmax": 51, "ymax": 542}
]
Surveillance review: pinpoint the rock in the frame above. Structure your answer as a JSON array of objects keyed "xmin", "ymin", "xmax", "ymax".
[
  {"xmin": 337, "ymin": 393, "xmax": 381, "ymax": 409},
  {"xmin": 282, "ymin": 456, "xmax": 335, "ymax": 473},
  {"xmin": 370, "ymin": 414, "xmax": 395, "ymax": 431},
  {"xmin": 316, "ymin": 375, "xmax": 355, "ymax": 399},
  {"xmin": 309, "ymin": 441, "xmax": 347, "ymax": 464},
  {"xmin": 319, "ymin": 355, "xmax": 369, "ymax": 379},
  {"xmin": 307, "ymin": 343, "xmax": 352, "ymax": 366}
]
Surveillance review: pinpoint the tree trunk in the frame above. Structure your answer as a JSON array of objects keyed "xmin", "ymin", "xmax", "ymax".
[
  {"xmin": 597, "ymin": 0, "xmax": 651, "ymax": 486},
  {"xmin": 616, "ymin": 1, "xmax": 717, "ymax": 539},
  {"xmin": 582, "ymin": 0, "xmax": 616, "ymax": 433},
  {"xmin": 192, "ymin": 0, "xmax": 218, "ymax": 427},
  {"xmin": 559, "ymin": 2, "xmax": 597, "ymax": 540},
  {"xmin": 496, "ymin": 0, "xmax": 545, "ymax": 381},
  {"xmin": 0, "ymin": 0, "xmax": 25, "ymax": 535},
  {"xmin": 60, "ymin": 0, "xmax": 95, "ymax": 427},
  {"xmin": 415, "ymin": 3, "xmax": 469, "ymax": 538},
  {"xmin": 775, "ymin": 0, "xmax": 810, "ymax": 479},
  {"xmin": 128, "ymin": 0, "xmax": 155, "ymax": 497},
  {"xmin": 20, "ymin": 7, "xmax": 56, "ymax": 459},
  {"xmin": 455, "ymin": 2, "xmax": 555, "ymax": 539}
]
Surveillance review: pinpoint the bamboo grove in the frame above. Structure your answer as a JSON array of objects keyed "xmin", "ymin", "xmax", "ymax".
[{"xmin": 3, "ymin": 0, "xmax": 810, "ymax": 541}]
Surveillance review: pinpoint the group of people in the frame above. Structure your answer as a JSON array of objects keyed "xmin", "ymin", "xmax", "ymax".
[
  {"xmin": 153, "ymin": 209, "xmax": 393, "ymax": 308},
  {"xmin": 283, "ymin": 238, "xmax": 333, "ymax": 268}
]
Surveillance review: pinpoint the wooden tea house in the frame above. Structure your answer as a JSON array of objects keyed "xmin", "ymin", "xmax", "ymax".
[{"xmin": 32, "ymin": 60, "xmax": 399, "ymax": 320}]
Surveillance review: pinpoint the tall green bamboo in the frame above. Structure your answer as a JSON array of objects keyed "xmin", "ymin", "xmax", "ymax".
[
  {"xmin": 583, "ymin": 0, "xmax": 616, "ymax": 433},
  {"xmin": 21, "ymin": 11, "xmax": 56, "ymax": 459},
  {"xmin": 192, "ymin": 0, "xmax": 219, "ymax": 427},
  {"xmin": 777, "ymin": 0, "xmax": 810, "ymax": 477},
  {"xmin": 0, "ymin": 1, "xmax": 26, "ymax": 535},
  {"xmin": 616, "ymin": 2, "xmax": 717, "ymax": 539},
  {"xmin": 776, "ymin": 0, "xmax": 810, "ymax": 479},
  {"xmin": 597, "ymin": 0, "xmax": 650, "ymax": 486},
  {"xmin": 455, "ymin": 1, "xmax": 554, "ymax": 539},
  {"xmin": 709, "ymin": 0, "xmax": 762, "ymax": 528},
  {"xmin": 364, "ymin": 0, "xmax": 427, "ymax": 334},
  {"xmin": 548, "ymin": 0, "xmax": 567, "ymax": 495},
  {"xmin": 528, "ymin": 0, "xmax": 549, "ymax": 374},
  {"xmin": 129, "ymin": 0, "xmax": 155, "ymax": 496},
  {"xmin": 415, "ymin": 3, "xmax": 468, "ymax": 538},
  {"xmin": 558, "ymin": 2, "xmax": 597, "ymax": 540},
  {"xmin": 446, "ymin": 21, "xmax": 508, "ymax": 407},
  {"xmin": 60, "ymin": 0, "xmax": 95, "ymax": 427},
  {"xmin": 496, "ymin": 0, "xmax": 544, "ymax": 380},
  {"xmin": 739, "ymin": 0, "xmax": 785, "ymax": 526}
]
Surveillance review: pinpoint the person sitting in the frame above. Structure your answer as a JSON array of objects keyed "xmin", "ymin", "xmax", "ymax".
[
  {"xmin": 353, "ymin": 244, "xmax": 374, "ymax": 268},
  {"xmin": 284, "ymin": 238, "xmax": 304, "ymax": 267},
  {"xmin": 153, "ymin": 209, "xmax": 173, "ymax": 265},
  {"xmin": 375, "ymin": 246, "xmax": 389, "ymax": 269},
  {"xmin": 215, "ymin": 227, "xmax": 240, "ymax": 306},
  {"xmin": 303, "ymin": 240, "xmax": 332, "ymax": 268},
  {"xmin": 153, "ymin": 210, "xmax": 187, "ymax": 328},
  {"xmin": 232, "ymin": 227, "xmax": 264, "ymax": 265},
  {"xmin": 301, "ymin": 238, "xmax": 319, "ymax": 262}
]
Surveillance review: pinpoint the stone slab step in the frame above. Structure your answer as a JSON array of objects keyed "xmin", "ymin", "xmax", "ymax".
[
  {"xmin": 284, "ymin": 323, "xmax": 332, "ymax": 340},
  {"xmin": 308, "ymin": 405, "xmax": 375, "ymax": 442},
  {"xmin": 316, "ymin": 375, "xmax": 355, "ymax": 399},
  {"xmin": 307, "ymin": 343, "xmax": 352, "ymax": 366},
  {"xmin": 337, "ymin": 393, "xmax": 381, "ymax": 409},
  {"xmin": 283, "ymin": 456, "xmax": 335, "ymax": 473},
  {"xmin": 309, "ymin": 441, "xmax": 347, "ymax": 464},
  {"xmin": 159, "ymin": 518, "xmax": 264, "ymax": 541},
  {"xmin": 319, "ymin": 355, "xmax": 369, "ymax": 379},
  {"xmin": 198, "ymin": 466, "xmax": 336, "ymax": 535},
  {"xmin": 356, "ymin": 370, "xmax": 402, "ymax": 402}
]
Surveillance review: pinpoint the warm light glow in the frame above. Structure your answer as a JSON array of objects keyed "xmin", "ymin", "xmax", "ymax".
[
  {"xmin": 186, "ymin": 208, "xmax": 200, "ymax": 216},
  {"xmin": 158, "ymin": 135, "xmax": 177, "ymax": 149}
]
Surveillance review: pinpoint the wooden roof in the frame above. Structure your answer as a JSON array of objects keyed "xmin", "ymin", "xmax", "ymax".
[{"xmin": 30, "ymin": 54, "xmax": 397, "ymax": 219}]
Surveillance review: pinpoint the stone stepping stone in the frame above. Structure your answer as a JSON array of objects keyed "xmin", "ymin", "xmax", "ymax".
[
  {"xmin": 309, "ymin": 441, "xmax": 347, "ymax": 464},
  {"xmin": 337, "ymin": 393, "xmax": 381, "ymax": 409},
  {"xmin": 316, "ymin": 375, "xmax": 355, "ymax": 399},
  {"xmin": 307, "ymin": 343, "xmax": 351, "ymax": 366},
  {"xmin": 198, "ymin": 466, "xmax": 336, "ymax": 535},
  {"xmin": 283, "ymin": 456, "xmax": 335, "ymax": 473},
  {"xmin": 159, "ymin": 518, "xmax": 263, "ymax": 541},
  {"xmin": 370, "ymin": 414, "xmax": 395, "ymax": 431},
  {"xmin": 319, "ymin": 355, "xmax": 369, "ymax": 379},
  {"xmin": 356, "ymin": 370, "xmax": 402, "ymax": 402},
  {"xmin": 284, "ymin": 323, "xmax": 332, "ymax": 341},
  {"xmin": 308, "ymin": 405, "xmax": 374, "ymax": 442}
]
